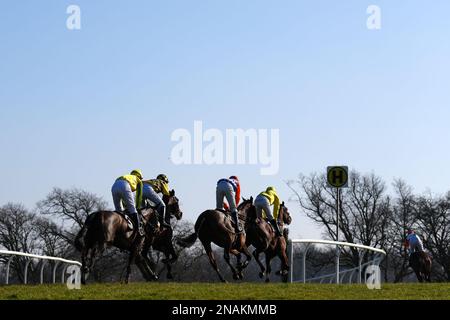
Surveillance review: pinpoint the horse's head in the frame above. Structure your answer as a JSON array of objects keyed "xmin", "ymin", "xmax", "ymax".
[
  {"xmin": 238, "ymin": 196, "xmax": 255, "ymax": 218},
  {"xmin": 163, "ymin": 189, "xmax": 183, "ymax": 220},
  {"xmin": 279, "ymin": 202, "xmax": 292, "ymax": 226}
]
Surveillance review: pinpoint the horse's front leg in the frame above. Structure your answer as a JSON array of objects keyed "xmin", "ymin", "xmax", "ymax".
[
  {"xmin": 124, "ymin": 254, "xmax": 133, "ymax": 284},
  {"xmin": 252, "ymin": 249, "xmax": 266, "ymax": 279},
  {"xmin": 265, "ymin": 253, "xmax": 273, "ymax": 283},
  {"xmin": 236, "ymin": 235, "xmax": 252, "ymax": 270},
  {"xmin": 165, "ymin": 256, "xmax": 174, "ymax": 280},
  {"xmin": 224, "ymin": 246, "xmax": 240, "ymax": 281},
  {"xmin": 276, "ymin": 246, "xmax": 290, "ymax": 283}
]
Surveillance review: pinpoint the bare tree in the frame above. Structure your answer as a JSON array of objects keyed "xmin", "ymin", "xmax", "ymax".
[
  {"xmin": 37, "ymin": 187, "xmax": 108, "ymax": 243},
  {"xmin": 0, "ymin": 203, "xmax": 40, "ymax": 282},
  {"xmin": 382, "ymin": 179, "xmax": 416, "ymax": 282},
  {"xmin": 415, "ymin": 192, "xmax": 450, "ymax": 281},
  {"xmin": 287, "ymin": 171, "xmax": 390, "ymax": 268}
]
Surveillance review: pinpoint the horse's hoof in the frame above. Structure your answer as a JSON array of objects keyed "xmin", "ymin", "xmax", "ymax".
[
  {"xmin": 233, "ymin": 274, "xmax": 239, "ymax": 281},
  {"xmin": 167, "ymin": 274, "xmax": 174, "ymax": 280},
  {"xmin": 221, "ymin": 279, "xmax": 228, "ymax": 283},
  {"xmin": 265, "ymin": 278, "xmax": 270, "ymax": 283},
  {"xmin": 259, "ymin": 272, "xmax": 265, "ymax": 279}
]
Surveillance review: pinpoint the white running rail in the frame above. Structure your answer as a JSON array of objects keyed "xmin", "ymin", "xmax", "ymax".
[
  {"xmin": 0, "ymin": 249, "xmax": 82, "ymax": 285},
  {"xmin": 288, "ymin": 239, "xmax": 386, "ymax": 284}
]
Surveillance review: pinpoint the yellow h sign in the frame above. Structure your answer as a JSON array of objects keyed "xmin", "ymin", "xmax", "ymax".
[{"xmin": 327, "ymin": 166, "xmax": 349, "ymax": 188}]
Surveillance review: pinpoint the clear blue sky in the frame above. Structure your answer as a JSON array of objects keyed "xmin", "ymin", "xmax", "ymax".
[{"xmin": 1, "ymin": 1, "xmax": 450, "ymax": 239}]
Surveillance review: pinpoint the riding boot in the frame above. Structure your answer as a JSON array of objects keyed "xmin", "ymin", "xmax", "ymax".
[
  {"xmin": 133, "ymin": 213, "xmax": 144, "ymax": 236},
  {"xmin": 270, "ymin": 219, "xmax": 282, "ymax": 237},
  {"xmin": 232, "ymin": 211, "xmax": 242, "ymax": 233},
  {"xmin": 158, "ymin": 206, "xmax": 171, "ymax": 229}
]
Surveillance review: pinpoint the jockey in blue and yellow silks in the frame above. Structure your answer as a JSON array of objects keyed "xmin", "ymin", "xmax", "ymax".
[
  {"xmin": 142, "ymin": 174, "xmax": 171, "ymax": 228},
  {"xmin": 254, "ymin": 186, "xmax": 282, "ymax": 237},
  {"xmin": 111, "ymin": 169, "xmax": 144, "ymax": 235}
]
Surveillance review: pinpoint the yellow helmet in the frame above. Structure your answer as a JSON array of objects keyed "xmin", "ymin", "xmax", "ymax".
[
  {"xmin": 266, "ymin": 186, "xmax": 277, "ymax": 193},
  {"xmin": 157, "ymin": 174, "xmax": 169, "ymax": 183},
  {"xmin": 130, "ymin": 170, "xmax": 143, "ymax": 180}
]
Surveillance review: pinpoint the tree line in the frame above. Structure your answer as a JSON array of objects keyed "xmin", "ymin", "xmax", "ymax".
[{"xmin": 287, "ymin": 171, "xmax": 450, "ymax": 282}]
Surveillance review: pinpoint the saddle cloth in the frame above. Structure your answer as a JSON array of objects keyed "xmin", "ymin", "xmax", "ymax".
[{"xmin": 216, "ymin": 209, "xmax": 245, "ymax": 231}]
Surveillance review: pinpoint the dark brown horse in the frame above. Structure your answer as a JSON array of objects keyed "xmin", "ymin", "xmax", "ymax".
[
  {"xmin": 141, "ymin": 191, "xmax": 183, "ymax": 280},
  {"xmin": 74, "ymin": 191, "xmax": 181, "ymax": 284},
  {"xmin": 177, "ymin": 198, "xmax": 254, "ymax": 282},
  {"xmin": 410, "ymin": 251, "xmax": 432, "ymax": 282},
  {"xmin": 246, "ymin": 202, "xmax": 292, "ymax": 283}
]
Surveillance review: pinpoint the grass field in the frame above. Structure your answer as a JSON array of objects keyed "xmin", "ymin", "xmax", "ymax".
[{"xmin": 1, "ymin": 283, "xmax": 450, "ymax": 300}]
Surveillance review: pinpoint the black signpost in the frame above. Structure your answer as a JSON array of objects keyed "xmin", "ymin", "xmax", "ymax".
[{"xmin": 327, "ymin": 166, "xmax": 349, "ymax": 284}]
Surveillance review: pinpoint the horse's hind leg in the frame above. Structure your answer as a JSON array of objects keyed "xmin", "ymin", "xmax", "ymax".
[
  {"xmin": 80, "ymin": 247, "xmax": 89, "ymax": 285},
  {"xmin": 81, "ymin": 245, "xmax": 98, "ymax": 284},
  {"xmin": 415, "ymin": 270, "xmax": 424, "ymax": 283},
  {"xmin": 203, "ymin": 241, "xmax": 226, "ymax": 283}
]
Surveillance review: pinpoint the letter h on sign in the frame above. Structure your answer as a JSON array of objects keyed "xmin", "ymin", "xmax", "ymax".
[{"xmin": 327, "ymin": 166, "xmax": 349, "ymax": 189}]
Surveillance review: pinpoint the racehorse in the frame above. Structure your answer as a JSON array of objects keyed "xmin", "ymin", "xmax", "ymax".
[
  {"xmin": 410, "ymin": 251, "xmax": 432, "ymax": 283},
  {"xmin": 141, "ymin": 191, "xmax": 183, "ymax": 280},
  {"xmin": 246, "ymin": 202, "xmax": 292, "ymax": 283},
  {"xmin": 74, "ymin": 191, "xmax": 180, "ymax": 284},
  {"xmin": 177, "ymin": 198, "xmax": 254, "ymax": 282}
]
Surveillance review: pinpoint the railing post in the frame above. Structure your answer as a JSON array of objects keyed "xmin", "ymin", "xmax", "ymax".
[
  {"xmin": 336, "ymin": 247, "xmax": 340, "ymax": 284},
  {"xmin": 61, "ymin": 264, "xmax": 69, "ymax": 284},
  {"xmin": 288, "ymin": 240, "xmax": 293, "ymax": 283},
  {"xmin": 303, "ymin": 244, "xmax": 310, "ymax": 284},
  {"xmin": 53, "ymin": 262, "xmax": 60, "ymax": 284},
  {"xmin": 40, "ymin": 261, "xmax": 47, "ymax": 284},
  {"xmin": 349, "ymin": 269, "xmax": 356, "ymax": 284},
  {"xmin": 359, "ymin": 253, "xmax": 364, "ymax": 284},
  {"xmin": 6, "ymin": 256, "xmax": 13, "ymax": 285},
  {"xmin": 24, "ymin": 259, "xmax": 31, "ymax": 284}
]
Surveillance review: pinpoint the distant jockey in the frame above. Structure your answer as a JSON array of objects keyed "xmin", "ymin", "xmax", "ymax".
[
  {"xmin": 216, "ymin": 176, "xmax": 241, "ymax": 233},
  {"xmin": 405, "ymin": 229, "xmax": 425, "ymax": 257},
  {"xmin": 111, "ymin": 169, "xmax": 144, "ymax": 235},
  {"xmin": 255, "ymin": 186, "xmax": 282, "ymax": 237},
  {"xmin": 142, "ymin": 174, "xmax": 171, "ymax": 229}
]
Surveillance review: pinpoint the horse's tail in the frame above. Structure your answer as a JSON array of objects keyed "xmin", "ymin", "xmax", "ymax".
[
  {"xmin": 74, "ymin": 225, "xmax": 88, "ymax": 252},
  {"xmin": 177, "ymin": 211, "xmax": 209, "ymax": 248},
  {"xmin": 74, "ymin": 212, "xmax": 99, "ymax": 252}
]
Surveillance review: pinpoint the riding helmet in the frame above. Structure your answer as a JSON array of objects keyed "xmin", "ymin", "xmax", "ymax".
[
  {"xmin": 130, "ymin": 169, "xmax": 143, "ymax": 180},
  {"xmin": 157, "ymin": 174, "xmax": 169, "ymax": 183}
]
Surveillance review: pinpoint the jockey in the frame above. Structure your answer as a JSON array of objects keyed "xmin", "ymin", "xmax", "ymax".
[
  {"xmin": 111, "ymin": 169, "xmax": 144, "ymax": 235},
  {"xmin": 255, "ymin": 186, "xmax": 282, "ymax": 237},
  {"xmin": 142, "ymin": 174, "xmax": 171, "ymax": 229},
  {"xmin": 216, "ymin": 176, "xmax": 241, "ymax": 233},
  {"xmin": 405, "ymin": 229, "xmax": 425, "ymax": 257}
]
